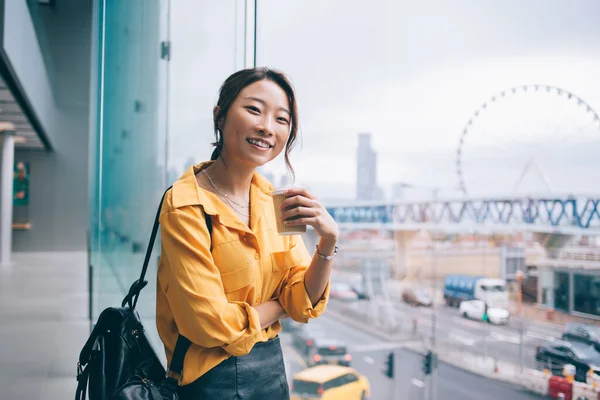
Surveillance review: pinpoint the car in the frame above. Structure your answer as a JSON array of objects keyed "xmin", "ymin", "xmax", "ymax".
[
  {"xmin": 329, "ymin": 282, "xmax": 359, "ymax": 302},
  {"xmin": 562, "ymin": 322, "xmax": 600, "ymax": 352},
  {"xmin": 291, "ymin": 365, "xmax": 370, "ymax": 400},
  {"xmin": 307, "ymin": 338, "xmax": 352, "ymax": 367},
  {"xmin": 401, "ymin": 287, "xmax": 433, "ymax": 307},
  {"xmin": 459, "ymin": 299, "xmax": 509, "ymax": 325},
  {"xmin": 292, "ymin": 325, "xmax": 327, "ymax": 356},
  {"xmin": 535, "ymin": 339, "xmax": 600, "ymax": 382}
]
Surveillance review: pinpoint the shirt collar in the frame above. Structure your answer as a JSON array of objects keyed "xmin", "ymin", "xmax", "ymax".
[{"xmin": 171, "ymin": 161, "xmax": 274, "ymax": 232}]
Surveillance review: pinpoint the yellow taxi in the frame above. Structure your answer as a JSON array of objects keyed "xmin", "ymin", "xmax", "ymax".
[{"xmin": 290, "ymin": 365, "xmax": 370, "ymax": 400}]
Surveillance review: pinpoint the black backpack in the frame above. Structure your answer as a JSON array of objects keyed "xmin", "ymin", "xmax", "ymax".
[{"xmin": 75, "ymin": 188, "xmax": 212, "ymax": 400}]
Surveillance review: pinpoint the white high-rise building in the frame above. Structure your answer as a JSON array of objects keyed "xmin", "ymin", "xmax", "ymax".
[{"xmin": 356, "ymin": 132, "xmax": 381, "ymax": 201}]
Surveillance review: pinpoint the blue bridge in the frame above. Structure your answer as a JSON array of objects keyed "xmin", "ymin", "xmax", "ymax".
[{"xmin": 325, "ymin": 196, "xmax": 600, "ymax": 235}]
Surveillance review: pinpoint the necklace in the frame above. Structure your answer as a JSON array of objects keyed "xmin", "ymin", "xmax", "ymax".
[
  {"xmin": 201, "ymin": 170, "xmax": 251, "ymax": 217},
  {"xmin": 202, "ymin": 170, "xmax": 250, "ymax": 208},
  {"xmin": 222, "ymin": 196, "xmax": 251, "ymax": 218}
]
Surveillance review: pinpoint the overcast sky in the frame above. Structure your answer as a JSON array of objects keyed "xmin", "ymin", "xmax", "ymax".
[{"xmin": 168, "ymin": 0, "xmax": 600, "ymax": 201}]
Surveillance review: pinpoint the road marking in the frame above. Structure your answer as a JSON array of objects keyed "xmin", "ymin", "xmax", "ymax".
[
  {"xmin": 489, "ymin": 332, "xmax": 521, "ymax": 344},
  {"xmin": 364, "ymin": 356, "xmax": 375, "ymax": 364},
  {"xmin": 451, "ymin": 327, "xmax": 474, "ymax": 336},
  {"xmin": 448, "ymin": 332, "xmax": 476, "ymax": 346},
  {"xmin": 526, "ymin": 331, "xmax": 556, "ymax": 342},
  {"xmin": 411, "ymin": 378, "xmax": 425, "ymax": 388}
]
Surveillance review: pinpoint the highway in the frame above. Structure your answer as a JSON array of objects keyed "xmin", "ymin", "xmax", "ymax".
[{"xmin": 281, "ymin": 312, "xmax": 548, "ymax": 399}]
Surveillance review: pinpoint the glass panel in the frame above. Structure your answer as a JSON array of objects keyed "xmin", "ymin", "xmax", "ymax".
[
  {"xmin": 573, "ymin": 273, "xmax": 600, "ymax": 317},
  {"xmin": 539, "ymin": 268, "xmax": 555, "ymax": 307},
  {"xmin": 88, "ymin": 0, "xmax": 104, "ymax": 324},
  {"xmin": 324, "ymin": 377, "xmax": 343, "ymax": 390},
  {"xmin": 166, "ymin": 0, "xmax": 245, "ymax": 184},
  {"xmin": 554, "ymin": 271, "xmax": 570, "ymax": 312},
  {"xmin": 292, "ymin": 380, "xmax": 321, "ymax": 395},
  {"xmin": 254, "ymin": 2, "xmax": 600, "ymax": 397},
  {"xmin": 90, "ymin": 0, "xmax": 248, "ymax": 358},
  {"xmin": 90, "ymin": 0, "xmax": 170, "ymax": 333}
]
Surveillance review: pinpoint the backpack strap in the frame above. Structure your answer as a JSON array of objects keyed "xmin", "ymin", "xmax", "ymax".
[
  {"xmin": 205, "ymin": 210, "xmax": 213, "ymax": 251},
  {"xmin": 123, "ymin": 186, "xmax": 173, "ymax": 310},
  {"xmin": 75, "ymin": 360, "xmax": 91, "ymax": 400},
  {"xmin": 124, "ymin": 189, "xmax": 214, "ymax": 309}
]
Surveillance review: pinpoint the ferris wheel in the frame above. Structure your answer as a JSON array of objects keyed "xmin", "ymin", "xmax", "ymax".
[{"xmin": 456, "ymin": 85, "xmax": 600, "ymax": 197}]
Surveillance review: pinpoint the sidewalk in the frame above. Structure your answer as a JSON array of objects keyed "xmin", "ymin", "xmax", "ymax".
[
  {"xmin": 518, "ymin": 302, "xmax": 598, "ymax": 328},
  {"xmin": 401, "ymin": 339, "xmax": 522, "ymax": 386},
  {"xmin": 0, "ymin": 252, "xmax": 88, "ymax": 400}
]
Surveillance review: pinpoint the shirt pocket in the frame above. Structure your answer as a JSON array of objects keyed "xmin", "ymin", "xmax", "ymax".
[
  {"xmin": 220, "ymin": 263, "xmax": 255, "ymax": 293},
  {"xmin": 270, "ymin": 244, "xmax": 305, "ymax": 273}
]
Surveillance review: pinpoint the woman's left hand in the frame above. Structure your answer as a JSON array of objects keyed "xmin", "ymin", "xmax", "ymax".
[{"xmin": 280, "ymin": 187, "xmax": 339, "ymax": 241}]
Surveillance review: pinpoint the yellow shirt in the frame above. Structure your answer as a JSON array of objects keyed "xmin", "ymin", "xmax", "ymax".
[{"xmin": 156, "ymin": 161, "xmax": 330, "ymax": 385}]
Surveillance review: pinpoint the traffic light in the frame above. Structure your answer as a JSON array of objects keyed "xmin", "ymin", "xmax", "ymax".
[
  {"xmin": 422, "ymin": 351, "xmax": 434, "ymax": 375},
  {"xmin": 383, "ymin": 351, "xmax": 395, "ymax": 379}
]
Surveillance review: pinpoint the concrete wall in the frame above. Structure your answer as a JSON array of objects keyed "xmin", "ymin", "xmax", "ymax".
[
  {"xmin": 402, "ymin": 247, "xmax": 545, "ymax": 281},
  {"xmin": 336, "ymin": 247, "xmax": 503, "ymax": 280},
  {"xmin": 10, "ymin": 0, "xmax": 92, "ymax": 251}
]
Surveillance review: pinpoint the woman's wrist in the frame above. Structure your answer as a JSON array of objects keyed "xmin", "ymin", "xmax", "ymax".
[{"xmin": 317, "ymin": 237, "xmax": 338, "ymax": 257}]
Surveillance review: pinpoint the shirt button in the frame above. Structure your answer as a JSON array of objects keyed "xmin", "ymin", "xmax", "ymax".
[
  {"xmin": 254, "ymin": 253, "xmax": 259, "ymax": 260},
  {"xmin": 255, "ymin": 297, "xmax": 261, "ymax": 303}
]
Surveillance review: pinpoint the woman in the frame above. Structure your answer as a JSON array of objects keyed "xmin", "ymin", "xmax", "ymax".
[{"xmin": 156, "ymin": 67, "xmax": 338, "ymax": 399}]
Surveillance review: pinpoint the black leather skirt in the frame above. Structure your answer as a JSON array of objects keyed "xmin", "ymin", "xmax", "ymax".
[{"xmin": 178, "ymin": 336, "xmax": 290, "ymax": 400}]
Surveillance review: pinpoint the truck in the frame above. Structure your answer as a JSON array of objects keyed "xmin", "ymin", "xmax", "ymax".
[{"xmin": 443, "ymin": 274, "xmax": 509, "ymax": 308}]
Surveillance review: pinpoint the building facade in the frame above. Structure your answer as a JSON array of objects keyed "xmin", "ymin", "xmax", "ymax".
[{"xmin": 537, "ymin": 248, "xmax": 600, "ymax": 319}]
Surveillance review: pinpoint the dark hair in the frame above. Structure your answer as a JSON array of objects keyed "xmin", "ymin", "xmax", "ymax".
[{"xmin": 211, "ymin": 67, "xmax": 299, "ymax": 182}]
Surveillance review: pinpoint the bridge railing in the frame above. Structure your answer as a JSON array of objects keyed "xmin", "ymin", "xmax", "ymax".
[
  {"xmin": 548, "ymin": 248, "xmax": 600, "ymax": 262},
  {"xmin": 326, "ymin": 197, "xmax": 600, "ymax": 232}
]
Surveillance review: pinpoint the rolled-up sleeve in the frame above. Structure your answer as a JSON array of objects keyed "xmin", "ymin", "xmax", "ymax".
[
  {"xmin": 276, "ymin": 235, "xmax": 330, "ymax": 323},
  {"xmin": 160, "ymin": 209, "xmax": 262, "ymax": 356}
]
